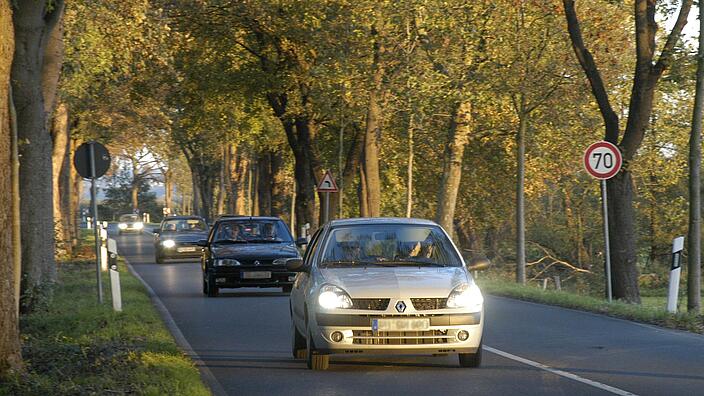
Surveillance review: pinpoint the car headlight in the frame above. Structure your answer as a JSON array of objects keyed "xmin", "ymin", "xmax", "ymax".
[
  {"xmin": 273, "ymin": 257, "xmax": 299, "ymax": 265},
  {"xmin": 162, "ymin": 239, "xmax": 176, "ymax": 248},
  {"xmin": 214, "ymin": 259, "xmax": 241, "ymax": 267},
  {"xmin": 118, "ymin": 223, "xmax": 127, "ymax": 230},
  {"xmin": 317, "ymin": 284, "xmax": 353, "ymax": 309},
  {"xmin": 134, "ymin": 222, "xmax": 144, "ymax": 229},
  {"xmin": 446, "ymin": 282, "xmax": 483, "ymax": 311}
]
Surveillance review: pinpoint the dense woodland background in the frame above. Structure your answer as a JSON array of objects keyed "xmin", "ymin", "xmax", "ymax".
[{"xmin": 1, "ymin": 0, "xmax": 703, "ymax": 376}]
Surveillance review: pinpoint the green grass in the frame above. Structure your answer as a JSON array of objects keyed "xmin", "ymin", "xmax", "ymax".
[
  {"xmin": 477, "ymin": 277, "xmax": 704, "ymax": 334},
  {"xmin": 1, "ymin": 259, "xmax": 210, "ymax": 396}
]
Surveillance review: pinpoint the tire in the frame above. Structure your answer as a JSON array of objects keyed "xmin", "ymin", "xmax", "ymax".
[
  {"xmin": 306, "ymin": 329, "xmax": 329, "ymax": 370},
  {"xmin": 206, "ymin": 274, "xmax": 219, "ymax": 297},
  {"xmin": 202, "ymin": 275, "xmax": 208, "ymax": 295},
  {"xmin": 291, "ymin": 320, "xmax": 306, "ymax": 359},
  {"xmin": 155, "ymin": 249, "xmax": 165, "ymax": 264},
  {"xmin": 282, "ymin": 285, "xmax": 293, "ymax": 293},
  {"xmin": 458, "ymin": 342, "xmax": 482, "ymax": 368}
]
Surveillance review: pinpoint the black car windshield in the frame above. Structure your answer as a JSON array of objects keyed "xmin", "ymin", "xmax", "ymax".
[
  {"xmin": 320, "ymin": 224, "xmax": 461, "ymax": 267},
  {"xmin": 161, "ymin": 218, "xmax": 206, "ymax": 232},
  {"xmin": 212, "ymin": 219, "xmax": 293, "ymax": 243}
]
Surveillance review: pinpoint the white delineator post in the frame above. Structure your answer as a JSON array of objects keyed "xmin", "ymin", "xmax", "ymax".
[{"xmin": 667, "ymin": 236, "xmax": 685, "ymax": 313}]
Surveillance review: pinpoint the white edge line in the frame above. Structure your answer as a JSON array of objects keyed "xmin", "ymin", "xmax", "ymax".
[
  {"xmin": 124, "ymin": 257, "xmax": 228, "ymax": 396},
  {"xmin": 484, "ymin": 345, "xmax": 638, "ymax": 396}
]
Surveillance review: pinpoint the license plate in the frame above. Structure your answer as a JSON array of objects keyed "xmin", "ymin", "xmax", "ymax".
[
  {"xmin": 242, "ymin": 271, "xmax": 271, "ymax": 279},
  {"xmin": 372, "ymin": 318, "xmax": 430, "ymax": 332},
  {"xmin": 177, "ymin": 247, "xmax": 197, "ymax": 253}
]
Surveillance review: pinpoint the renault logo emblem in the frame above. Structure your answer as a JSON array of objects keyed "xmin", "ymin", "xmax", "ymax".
[
  {"xmin": 395, "ymin": 301, "xmax": 406, "ymax": 313},
  {"xmin": 254, "ymin": 260, "xmax": 260, "ymax": 266}
]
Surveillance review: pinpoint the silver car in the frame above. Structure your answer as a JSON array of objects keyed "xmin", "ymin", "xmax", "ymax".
[{"xmin": 286, "ymin": 218, "xmax": 485, "ymax": 370}]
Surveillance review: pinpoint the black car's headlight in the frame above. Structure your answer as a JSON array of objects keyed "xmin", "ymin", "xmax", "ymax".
[
  {"xmin": 317, "ymin": 284, "xmax": 353, "ymax": 309},
  {"xmin": 214, "ymin": 259, "xmax": 241, "ymax": 267},
  {"xmin": 446, "ymin": 282, "xmax": 483, "ymax": 310}
]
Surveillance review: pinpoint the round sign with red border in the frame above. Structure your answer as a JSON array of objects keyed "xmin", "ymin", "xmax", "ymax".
[{"xmin": 583, "ymin": 141, "xmax": 622, "ymax": 180}]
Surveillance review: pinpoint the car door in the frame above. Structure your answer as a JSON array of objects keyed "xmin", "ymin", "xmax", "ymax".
[{"xmin": 291, "ymin": 228, "xmax": 323, "ymax": 326}]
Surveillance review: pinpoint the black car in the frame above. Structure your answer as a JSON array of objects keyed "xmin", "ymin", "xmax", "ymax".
[
  {"xmin": 153, "ymin": 216, "xmax": 209, "ymax": 264},
  {"xmin": 200, "ymin": 216, "xmax": 304, "ymax": 297}
]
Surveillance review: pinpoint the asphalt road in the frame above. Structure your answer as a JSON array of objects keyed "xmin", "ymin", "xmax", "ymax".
[{"xmin": 113, "ymin": 229, "xmax": 704, "ymax": 396}]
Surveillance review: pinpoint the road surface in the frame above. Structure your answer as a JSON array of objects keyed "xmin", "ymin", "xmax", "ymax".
[{"xmin": 114, "ymin": 229, "xmax": 704, "ymax": 396}]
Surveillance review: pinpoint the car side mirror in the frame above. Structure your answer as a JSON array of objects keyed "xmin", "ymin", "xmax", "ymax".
[
  {"xmin": 295, "ymin": 237, "xmax": 308, "ymax": 247},
  {"xmin": 196, "ymin": 239, "xmax": 208, "ymax": 247},
  {"xmin": 285, "ymin": 258, "xmax": 305, "ymax": 272},
  {"xmin": 467, "ymin": 256, "xmax": 491, "ymax": 271},
  {"xmin": 152, "ymin": 228, "xmax": 160, "ymax": 234}
]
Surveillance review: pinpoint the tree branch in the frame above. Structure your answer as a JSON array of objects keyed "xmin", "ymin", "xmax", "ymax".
[{"xmin": 651, "ymin": 0, "xmax": 693, "ymax": 78}]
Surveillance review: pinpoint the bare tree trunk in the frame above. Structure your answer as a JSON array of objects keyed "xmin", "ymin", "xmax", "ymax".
[
  {"xmin": 363, "ymin": 59, "xmax": 383, "ymax": 218},
  {"xmin": 59, "ymin": 133, "xmax": 72, "ymax": 256},
  {"xmin": 688, "ymin": 1, "xmax": 704, "ymax": 312},
  {"xmin": 258, "ymin": 152, "xmax": 273, "ymax": 216},
  {"xmin": 436, "ymin": 101, "xmax": 471, "ymax": 240},
  {"xmin": 247, "ymin": 158, "xmax": 254, "ymax": 215},
  {"xmin": 0, "ymin": 0, "xmax": 22, "ymax": 374},
  {"xmin": 406, "ymin": 114, "xmax": 414, "ymax": 218},
  {"xmin": 191, "ymin": 171, "xmax": 200, "ymax": 217},
  {"xmin": 235, "ymin": 152, "xmax": 249, "ymax": 215},
  {"xmin": 359, "ymin": 161, "xmax": 369, "ymax": 217},
  {"xmin": 271, "ymin": 150, "xmax": 287, "ymax": 218},
  {"xmin": 12, "ymin": 0, "xmax": 65, "ymax": 311},
  {"xmin": 216, "ymin": 147, "xmax": 225, "ymax": 215},
  {"xmin": 515, "ymin": 104, "xmax": 528, "ymax": 284},
  {"xmin": 9, "ymin": 83, "xmax": 20, "ymax": 316},
  {"xmin": 41, "ymin": 7, "xmax": 62, "ymax": 124},
  {"xmin": 164, "ymin": 168, "xmax": 173, "ymax": 212},
  {"xmin": 224, "ymin": 143, "xmax": 234, "ymax": 213},
  {"xmin": 69, "ymin": 138, "xmax": 82, "ymax": 248},
  {"xmin": 51, "ymin": 102, "xmax": 68, "ymax": 256}
]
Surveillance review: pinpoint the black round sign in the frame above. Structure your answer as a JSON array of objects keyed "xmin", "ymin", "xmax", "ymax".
[{"xmin": 74, "ymin": 142, "xmax": 111, "ymax": 179}]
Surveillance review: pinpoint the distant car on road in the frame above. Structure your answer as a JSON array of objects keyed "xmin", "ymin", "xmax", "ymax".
[
  {"xmin": 153, "ymin": 216, "xmax": 209, "ymax": 264},
  {"xmin": 200, "ymin": 216, "xmax": 304, "ymax": 297},
  {"xmin": 117, "ymin": 214, "xmax": 144, "ymax": 235},
  {"xmin": 286, "ymin": 217, "xmax": 485, "ymax": 370}
]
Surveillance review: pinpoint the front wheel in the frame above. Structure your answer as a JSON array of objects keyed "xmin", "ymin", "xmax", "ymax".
[
  {"xmin": 206, "ymin": 274, "xmax": 219, "ymax": 297},
  {"xmin": 306, "ymin": 329, "xmax": 329, "ymax": 370},
  {"xmin": 291, "ymin": 320, "xmax": 306, "ymax": 359},
  {"xmin": 282, "ymin": 285, "xmax": 292, "ymax": 293},
  {"xmin": 458, "ymin": 342, "xmax": 482, "ymax": 368},
  {"xmin": 202, "ymin": 275, "xmax": 208, "ymax": 295}
]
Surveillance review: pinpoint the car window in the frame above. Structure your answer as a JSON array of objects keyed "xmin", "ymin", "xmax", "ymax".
[
  {"xmin": 119, "ymin": 214, "xmax": 139, "ymax": 222},
  {"xmin": 212, "ymin": 219, "xmax": 293, "ymax": 243},
  {"xmin": 162, "ymin": 218, "xmax": 206, "ymax": 232},
  {"xmin": 319, "ymin": 224, "xmax": 461, "ymax": 267},
  {"xmin": 303, "ymin": 229, "xmax": 323, "ymax": 263}
]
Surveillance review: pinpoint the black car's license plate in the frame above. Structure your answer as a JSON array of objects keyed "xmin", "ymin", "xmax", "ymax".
[{"xmin": 242, "ymin": 271, "xmax": 271, "ymax": 279}]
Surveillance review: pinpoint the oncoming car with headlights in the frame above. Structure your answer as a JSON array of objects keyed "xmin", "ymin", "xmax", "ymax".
[
  {"xmin": 153, "ymin": 216, "xmax": 208, "ymax": 264},
  {"xmin": 200, "ymin": 216, "xmax": 304, "ymax": 297},
  {"xmin": 117, "ymin": 214, "xmax": 144, "ymax": 235},
  {"xmin": 286, "ymin": 218, "xmax": 485, "ymax": 370}
]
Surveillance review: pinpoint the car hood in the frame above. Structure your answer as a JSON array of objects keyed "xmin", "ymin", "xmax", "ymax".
[
  {"xmin": 160, "ymin": 232, "xmax": 208, "ymax": 243},
  {"xmin": 319, "ymin": 266, "xmax": 469, "ymax": 299},
  {"xmin": 211, "ymin": 243, "xmax": 299, "ymax": 260}
]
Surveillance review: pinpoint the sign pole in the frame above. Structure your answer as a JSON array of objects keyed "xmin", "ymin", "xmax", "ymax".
[
  {"xmin": 90, "ymin": 142, "xmax": 104, "ymax": 304},
  {"xmin": 325, "ymin": 192, "xmax": 330, "ymax": 224},
  {"xmin": 601, "ymin": 179, "xmax": 612, "ymax": 303}
]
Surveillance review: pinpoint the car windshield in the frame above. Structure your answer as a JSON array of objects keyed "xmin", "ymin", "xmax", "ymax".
[
  {"xmin": 119, "ymin": 215, "xmax": 139, "ymax": 222},
  {"xmin": 320, "ymin": 224, "xmax": 461, "ymax": 268},
  {"xmin": 162, "ymin": 218, "xmax": 206, "ymax": 232},
  {"xmin": 212, "ymin": 219, "xmax": 293, "ymax": 243}
]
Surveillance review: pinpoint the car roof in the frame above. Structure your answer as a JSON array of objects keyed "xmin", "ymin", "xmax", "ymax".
[
  {"xmin": 328, "ymin": 217, "xmax": 439, "ymax": 227},
  {"xmin": 162, "ymin": 216, "xmax": 205, "ymax": 221},
  {"xmin": 214, "ymin": 215, "xmax": 283, "ymax": 223}
]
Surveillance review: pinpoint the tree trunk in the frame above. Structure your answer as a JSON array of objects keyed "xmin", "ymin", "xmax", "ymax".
[
  {"xmin": 59, "ymin": 132, "xmax": 72, "ymax": 256},
  {"xmin": 607, "ymin": 171, "xmax": 641, "ymax": 303},
  {"xmin": 131, "ymin": 181, "xmax": 139, "ymax": 211},
  {"xmin": 406, "ymin": 114, "xmax": 414, "ymax": 218},
  {"xmin": 258, "ymin": 152, "xmax": 273, "ymax": 216},
  {"xmin": 271, "ymin": 150, "xmax": 287, "ymax": 218},
  {"xmin": 69, "ymin": 138, "xmax": 82, "ymax": 249},
  {"xmin": 363, "ymin": 60, "xmax": 383, "ymax": 218},
  {"xmin": 0, "ymin": 0, "xmax": 22, "ymax": 374},
  {"xmin": 359, "ymin": 159, "xmax": 369, "ymax": 217},
  {"xmin": 164, "ymin": 168, "xmax": 173, "ymax": 212},
  {"xmin": 436, "ymin": 101, "xmax": 471, "ymax": 240},
  {"xmin": 216, "ymin": 147, "xmax": 225, "ymax": 215},
  {"xmin": 51, "ymin": 102, "xmax": 68, "ymax": 257},
  {"xmin": 224, "ymin": 143, "xmax": 235, "ymax": 213},
  {"xmin": 41, "ymin": 6, "xmax": 62, "ymax": 124},
  {"xmin": 235, "ymin": 152, "xmax": 249, "ymax": 215},
  {"xmin": 12, "ymin": 0, "xmax": 64, "ymax": 311},
  {"xmin": 688, "ymin": 1, "xmax": 704, "ymax": 312},
  {"xmin": 191, "ymin": 170, "xmax": 200, "ymax": 217},
  {"xmin": 515, "ymin": 106, "xmax": 528, "ymax": 284}
]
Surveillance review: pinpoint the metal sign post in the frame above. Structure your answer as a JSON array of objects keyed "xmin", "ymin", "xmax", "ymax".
[
  {"xmin": 74, "ymin": 141, "xmax": 111, "ymax": 304},
  {"xmin": 584, "ymin": 141, "xmax": 622, "ymax": 302},
  {"xmin": 667, "ymin": 236, "xmax": 684, "ymax": 313},
  {"xmin": 317, "ymin": 170, "xmax": 339, "ymax": 225}
]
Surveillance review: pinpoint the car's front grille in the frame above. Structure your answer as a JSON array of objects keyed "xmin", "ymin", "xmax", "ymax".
[
  {"xmin": 411, "ymin": 298, "xmax": 448, "ymax": 310},
  {"xmin": 351, "ymin": 298, "xmax": 390, "ymax": 310},
  {"xmin": 352, "ymin": 330, "xmax": 452, "ymax": 345},
  {"xmin": 238, "ymin": 259, "xmax": 273, "ymax": 266}
]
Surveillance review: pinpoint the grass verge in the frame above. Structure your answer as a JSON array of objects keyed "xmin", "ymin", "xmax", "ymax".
[
  {"xmin": 1, "ymin": 259, "xmax": 210, "ymax": 396},
  {"xmin": 477, "ymin": 277, "xmax": 704, "ymax": 334}
]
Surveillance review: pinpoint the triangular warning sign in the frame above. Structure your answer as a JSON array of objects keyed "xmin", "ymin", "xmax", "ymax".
[{"xmin": 317, "ymin": 170, "xmax": 339, "ymax": 192}]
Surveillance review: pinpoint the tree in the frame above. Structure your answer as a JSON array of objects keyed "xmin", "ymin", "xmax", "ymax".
[
  {"xmin": 688, "ymin": 1, "xmax": 704, "ymax": 312},
  {"xmin": 0, "ymin": 0, "xmax": 21, "ymax": 376},
  {"xmin": 11, "ymin": 0, "xmax": 65, "ymax": 310},
  {"xmin": 563, "ymin": 0, "xmax": 692, "ymax": 303}
]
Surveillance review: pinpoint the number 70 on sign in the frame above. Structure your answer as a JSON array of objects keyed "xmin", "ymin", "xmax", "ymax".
[{"xmin": 583, "ymin": 141, "xmax": 622, "ymax": 180}]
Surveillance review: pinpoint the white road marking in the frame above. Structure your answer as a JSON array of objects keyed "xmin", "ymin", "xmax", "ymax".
[{"xmin": 484, "ymin": 345, "xmax": 638, "ymax": 396}]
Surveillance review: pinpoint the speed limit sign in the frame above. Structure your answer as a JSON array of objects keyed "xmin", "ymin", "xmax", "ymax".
[{"xmin": 584, "ymin": 141, "xmax": 622, "ymax": 180}]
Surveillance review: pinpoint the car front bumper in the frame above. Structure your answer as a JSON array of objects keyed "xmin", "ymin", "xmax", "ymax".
[
  {"xmin": 159, "ymin": 244, "xmax": 202, "ymax": 258},
  {"xmin": 309, "ymin": 310, "xmax": 483, "ymax": 354},
  {"xmin": 209, "ymin": 266, "xmax": 296, "ymax": 288}
]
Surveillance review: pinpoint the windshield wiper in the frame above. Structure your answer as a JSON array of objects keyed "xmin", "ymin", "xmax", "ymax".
[
  {"xmin": 247, "ymin": 238, "xmax": 284, "ymax": 243},
  {"xmin": 383, "ymin": 259, "xmax": 447, "ymax": 267},
  {"xmin": 321, "ymin": 260, "xmax": 388, "ymax": 268},
  {"xmin": 211, "ymin": 239, "xmax": 247, "ymax": 244}
]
